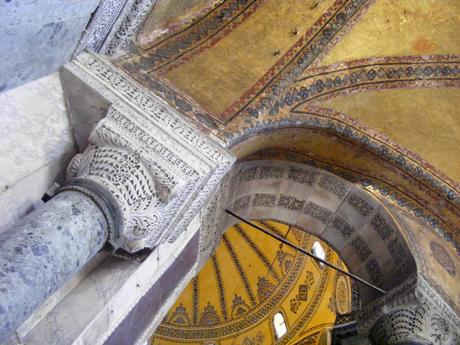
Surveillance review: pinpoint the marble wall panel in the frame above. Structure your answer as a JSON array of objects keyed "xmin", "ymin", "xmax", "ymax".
[{"xmin": 0, "ymin": 73, "xmax": 76, "ymax": 232}]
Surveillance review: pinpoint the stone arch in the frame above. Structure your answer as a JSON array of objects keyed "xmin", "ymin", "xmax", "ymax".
[
  {"xmin": 198, "ymin": 159, "xmax": 418, "ymax": 306},
  {"xmin": 225, "ymin": 112, "xmax": 460, "ymax": 259}
]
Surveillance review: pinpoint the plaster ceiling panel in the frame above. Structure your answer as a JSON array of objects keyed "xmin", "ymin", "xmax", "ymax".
[
  {"xmin": 319, "ymin": 87, "xmax": 460, "ymax": 182},
  {"xmin": 319, "ymin": 0, "xmax": 460, "ymax": 67}
]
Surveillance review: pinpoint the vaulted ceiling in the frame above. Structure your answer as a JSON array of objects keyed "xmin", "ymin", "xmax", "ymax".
[
  {"xmin": 118, "ymin": 0, "xmax": 460, "ymax": 190},
  {"xmin": 117, "ymin": 0, "xmax": 460, "ymax": 247},
  {"xmin": 118, "ymin": 0, "xmax": 460, "ymax": 203}
]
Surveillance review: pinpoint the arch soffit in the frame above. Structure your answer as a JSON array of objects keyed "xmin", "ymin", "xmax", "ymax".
[
  {"xmin": 227, "ymin": 114, "xmax": 460, "ymax": 256},
  {"xmin": 211, "ymin": 159, "xmax": 417, "ymax": 304}
]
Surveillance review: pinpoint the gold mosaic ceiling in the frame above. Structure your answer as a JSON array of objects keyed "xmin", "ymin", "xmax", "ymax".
[
  {"xmin": 151, "ymin": 221, "xmax": 351, "ymax": 345},
  {"xmin": 119, "ymin": 0, "xmax": 460, "ymax": 188}
]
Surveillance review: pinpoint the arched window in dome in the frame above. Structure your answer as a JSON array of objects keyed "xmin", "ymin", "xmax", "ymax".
[
  {"xmin": 311, "ymin": 241, "xmax": 326, "ymax": 266},
  {"xmin": 273, "ymin": 312, "xmax": 287, "ymax": 339}
]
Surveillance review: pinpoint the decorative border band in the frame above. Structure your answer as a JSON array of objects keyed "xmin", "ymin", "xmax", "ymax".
[
  {"xmin": 242, "ymin": 147, "xmax": 460, "ymax": 256},
  {"xmin": 132, "ymin": 0, "xmax": 266, "ymax": 73},
  {"xmin": 221, "ymin": 0, "xmax": 372, "ymax": 122},
  {"xmin": 271, "ymin": 55, "xmax": 460, "ymax": 112}
]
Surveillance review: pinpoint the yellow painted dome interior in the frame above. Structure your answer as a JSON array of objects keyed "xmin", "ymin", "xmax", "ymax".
[{"xmin": 151, "ymin": 221, "xmax": 352, "ymax": 345}]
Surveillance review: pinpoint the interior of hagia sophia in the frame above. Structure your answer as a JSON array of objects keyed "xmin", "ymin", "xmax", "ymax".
[
  {"xmin": 128, "ymin": 0, "xmax": 460, "ymax": 343},
  {"xmin": 113, "ymin": 0, "xmax": 460, "ymax": 344},
  {"xmin": 0, "ymin": 0, "xmax": 459, "ymax": 344}
]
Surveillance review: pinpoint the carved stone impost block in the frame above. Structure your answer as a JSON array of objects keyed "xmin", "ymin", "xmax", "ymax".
[
  {"xmin": 356, "ymin": 275, "xmax": 459, "ymax": 345},
  {"xmin": 61, "ymin": 52, "xmax": 235, "ymax": 252}
]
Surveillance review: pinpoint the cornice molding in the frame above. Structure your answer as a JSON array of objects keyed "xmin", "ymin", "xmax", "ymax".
[{"xmin": 77, "ymin": 0, "xmax": 157, "ymax": 57}]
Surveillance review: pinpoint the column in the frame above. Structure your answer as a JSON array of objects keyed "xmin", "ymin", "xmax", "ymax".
[{"xmin": 0, "ymin": 191, "xmax": 108, "ymax": 342}]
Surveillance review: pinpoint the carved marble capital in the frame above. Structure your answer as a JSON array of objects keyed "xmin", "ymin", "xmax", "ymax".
[
  {"xmin": 370, "ymin": 303, "xmax": 458, "ymax": 345},
  {"xmin": 67, "ymin": 143, "xmax": 169, "ymax": 247},
  {"xmin": 356, "ymin": 276, "xmax": 459, "ymax": 345},
  {"xmin": 61, "ymin": 52, "xmax": 235, "ymax": 252}
]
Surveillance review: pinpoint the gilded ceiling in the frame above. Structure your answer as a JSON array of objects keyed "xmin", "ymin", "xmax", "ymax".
[{"xmin": 151, "ymin": 221, "xmax": 352, "ymax": 344}]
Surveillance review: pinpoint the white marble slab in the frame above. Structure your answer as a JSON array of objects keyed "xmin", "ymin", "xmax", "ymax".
[{"xmin": 0, "ymin": 73, "xmax": 76, "ymax": 232}]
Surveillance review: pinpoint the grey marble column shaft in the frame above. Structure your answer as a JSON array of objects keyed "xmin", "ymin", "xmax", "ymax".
[{"xmin": 0, "ymin": 191, "xmax": 108, "ymax": 342}]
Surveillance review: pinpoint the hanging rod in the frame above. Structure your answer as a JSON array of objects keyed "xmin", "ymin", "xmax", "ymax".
[{"xmin": 225, "ymin": 209, "xmax": 386, "ymax": 295}]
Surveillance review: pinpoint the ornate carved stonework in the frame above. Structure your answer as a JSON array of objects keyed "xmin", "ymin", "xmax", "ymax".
[
  {"xmin": 61, "ymin": 52, "xmax": 235, "ymax": 252},
  {"xmin": 370, "ymin": 304, "xmax": 432, "ymax": 345},
  {"xmin": 357, "ymin": 275, "xmax": 459, "ymax": 345},
  {"xmin": 430, "ymin": 240, "xmax": 456, "ymax": 277},
  {"xmin": 67, "ymin": 143, "xmax": 169, "ymax": 248},
  {"xmin": 77, "ymin": 0, "xmax": 157, "ymax": 57},
  {"xmin": 103, "ymin": 0, "xmax": 157, "ymax": 56},
  {"xmin": 370, "ymin": 303, "xmax": 459, "ymax": 345},
  {"xmin": 76, "ymin": 0, "xmax": 129, "ymax": 54}
]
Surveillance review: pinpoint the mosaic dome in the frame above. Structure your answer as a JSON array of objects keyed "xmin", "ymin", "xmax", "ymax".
[{"xmin": 152, "ymin": 221, "xmax": 352, "ymax": 345}]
